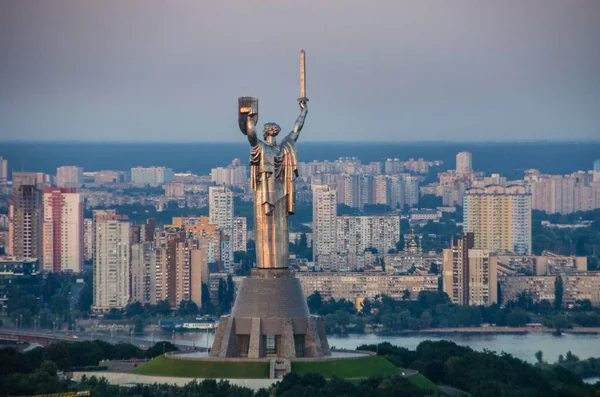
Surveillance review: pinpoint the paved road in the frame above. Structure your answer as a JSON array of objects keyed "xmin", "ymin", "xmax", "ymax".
[
  {"xmin": 0, "ymin": 327, "xmax": 194, "ymax": 351},
  {"xmin": 70, "ymin": 284, "xmax": 84, "ymax": 310}
]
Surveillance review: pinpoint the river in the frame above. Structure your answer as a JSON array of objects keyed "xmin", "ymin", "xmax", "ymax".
[{"xmin": 141, "ymin": 330, "xmax": 600, "ymax": 365}]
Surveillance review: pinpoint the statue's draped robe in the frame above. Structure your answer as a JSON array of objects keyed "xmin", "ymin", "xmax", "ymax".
[{"xmin": 250, "ymin": 134, "xmax": 297, "ymax": 268}]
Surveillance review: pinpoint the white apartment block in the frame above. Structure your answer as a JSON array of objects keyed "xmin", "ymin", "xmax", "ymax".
[
  {"xmin": 456, "ymin": 151, "xmax": 472, "ymax": 174},
  {"xmin": 0, "ymin": 156, "xmax": 7, "ymax": 194},
  {"xmin": 312, "ymin": 185, "xmax": 337, "ymax": 270},
  {"xmin": 83, "ymin": 218, "xmax": 93, "ymax": 261},
  {"xmin": 403, "ymin": 175, "xmax": 419, "ymax": 207},
  {"xmin": 463, "ymin": 185, "xmax": 531, "ymax": 255},
  {"xmin": 466, "ymin": 249, "xmax": 497, "ymax": 306},
  {"xmin": 298, "ymin": 272, "xmax": 438, "ymax": 302},
  {"xmin": 442, "ymin": 233, "xmax": 499, "ymax": 306},
  {"xmin": 336, "ymin": 215, "xmax": 400, "ymax": 258},
  {"xmin": 499, "ymin": 272, "xmax": 600, "ymax": 307},
  {"xmin": 526, "ymin": 170, "xmax": 600, "ymax": 214},
  {"xmin": 131, "ymin": 242, "xmax": 156, "ymax": 305},
  {"xmin": 374, "ymin": 176, "xmax": 388, "ymax": 205},
  {"xmin": 130, "ymin": 166, "xmax": 174, "ymax": 187},
  {"xmin": 211, "ymin": 159, "xmax": 247, "ymax": 186},
  {"xmin": 163, "ymin": 182, "xmax": 185, "ymax": 198},
  {"xmin": 209, "ymin": 187, "xmax": 234, "ymax": 235},
  {"xmin": 388, "ymin": 175, "xmax": 405, "ymax": 209},
  {"xmin": 209, "ymin": 186, "xmax": 234, "ymax": 269},
  {"xmin": 233, "ymin": 216, "xmax": 247, "ymax": 252},
  {"xmin": 92, "ymin": 210, "xmax": 130, "ymax": 312},
  {"xmin": 42, "ymin": 188, "xmax": 83, "ymax": 272},
  {"xmin": 56, "ymin": 166, "xmax": 83, "ymax": 188}
]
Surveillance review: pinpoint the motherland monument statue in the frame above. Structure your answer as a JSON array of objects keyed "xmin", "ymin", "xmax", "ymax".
[{"xmin": 210, "ymin": 51, "xmax": 330, "ymax": 358}]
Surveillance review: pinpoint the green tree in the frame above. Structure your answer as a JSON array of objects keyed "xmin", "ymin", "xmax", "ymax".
[
  {"xmin": 133, "ymin": 315, "xmax": 145, "ymax": 334},
  {"xmin": 226, "ymin": 275, "xmax": 235, "ymax": 307},
  {"xmin": 217, "ymin": 279, "xmax": 226, "ymax": 308},
  {"xmin": 78, "ymin": 282, "xmax": 93, "ymax": 312},
  {"xmin": 429, "ymin": 262, "xmax": 439, "ymax": 274},
  {"xmin": 43, "ymin": 342, "xmax": 69, "ymax": 369},
  {"xmin": 156, "ymin": 299, "xmax": 171, "ymax": 316},
  {"xmin": 307, "ymin": 291, "xmax": 323, "ymax": 313},
  {"xmin": 360, "ymin": 298, "xmax": 372, "ymax": 315},
  {"xmin": 554, "ymin": 275, "xmax": 564, "ymax": 310},
  {"xmin": 200, "ymin": 283, "xmax": 215, "ymax": 315},
  {"xmin": 535, "ymin": 350, "xmax": 544, "ymax": 365},
  {"xmin": 177, "ymin": 300, "xmax": 199, "ymax": 317},
  {"xmin": 335, "ymin": 309, "xmax": 351, "ymax": 332},
  {"xmin": 38, "ymin": 361, "xmax": 57, "ymax": 377},
  {"xmin": 144, "ymin": 342, "xmax": 178, "ymax": 358},
  {"xmin": 125, "ymin": 301, "xmax": 144, "ymax": 318}
]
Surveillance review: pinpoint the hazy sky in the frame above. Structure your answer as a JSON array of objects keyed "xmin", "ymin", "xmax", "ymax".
[{"xmin": 1, "ymin": 1, "xmax": 599, "ymax": 142}]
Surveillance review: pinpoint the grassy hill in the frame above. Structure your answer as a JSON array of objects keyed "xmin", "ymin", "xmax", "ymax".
[
  {"xmin": 132, "ymin": 355, "xmax": 269, "ymax": 379},
  {"xmin": 291, "ymin": 356, "xmax": 400, "ymax": 378}
]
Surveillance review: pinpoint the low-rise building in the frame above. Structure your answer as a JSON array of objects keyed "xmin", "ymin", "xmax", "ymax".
[
  {"xmin": 499, "ymin": 272, "xmax": 600, "ymax": 306},
  {"xmin": 0, "ymin": 257, "xmax": 40, "ymax": 310},
  {"xmin": 297, "ymin": 272, "xmax": 438, "ymax": 301},
  {"xmin": 409, "ymin": 209, "xmax": 441, "ymax": 227}
]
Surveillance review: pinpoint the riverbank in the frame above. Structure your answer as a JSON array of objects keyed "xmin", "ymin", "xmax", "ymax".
[{"xmin": 383, "ymin": 326, "xmax": 600, "ymax": 335}]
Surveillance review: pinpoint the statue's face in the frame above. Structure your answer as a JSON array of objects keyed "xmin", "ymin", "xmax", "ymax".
[{"xmin": 263, "ymin": 123, "xmax": 281, "ymax": 141}]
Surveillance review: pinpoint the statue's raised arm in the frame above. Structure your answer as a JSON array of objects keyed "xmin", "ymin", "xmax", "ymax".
[{"xmin": 288, "ymin": 100, "xmax": 308, "ymax": 142}]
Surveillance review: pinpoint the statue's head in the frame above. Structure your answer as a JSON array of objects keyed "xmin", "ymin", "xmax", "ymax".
[{"xmin": 263, "ymin": 123, "xmax": 281, "ymax": 141}]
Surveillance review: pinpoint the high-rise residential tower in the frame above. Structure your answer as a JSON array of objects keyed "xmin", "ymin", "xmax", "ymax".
[
  {"xmin": 56, "ymin": 166, "xmax": 83, "ymax": 188},
  {"xmin": 92, "ymin": 210, "xmax": 130, "ymax": 312},
  {"xmin": 130, "ymin": 166, "xmax": 174, "ymax": 187},
  {"xmin": 9, "ymin": 173, "xmax": 43, "ymax": 259},
  {"xmin": 131, "ymin": 241, "xmax": 155, "ymax": 305},
  {"xmin": 463, "ymin": 185, "xmax": 532, "ymax": 255},
  {"xmin": 83, "ymin": 218, "xmax": 93, "ymax": 261},
  {"xmin": 442, "ymin": 233, "xmax": 497, "ymax": 306},
  {"xmin": 209, "ymin": 186, "xmax": 234, "ymax": 271},
  {"xmin": 0, "ymin": 156, "xmax": 7, "ymax": 195},
  {"xmin": 456, "ymin": 151, "xmax": 472, "ymax": 174},
  {"xmin": 232, "ymin": 216, "xmax": 247, "ymax": 252},
  {"xmin": 312, "ymin": 185, "xmax": 337, "ymax": 270},
  {"xmin": 42, "ymin": 188, "xmax": 83, "ymax": 272}
]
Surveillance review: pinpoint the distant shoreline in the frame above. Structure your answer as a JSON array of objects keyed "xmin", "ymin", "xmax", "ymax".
[{"xmin": 371, "ymin": 326, "xmax": 600, "ymax": 335}]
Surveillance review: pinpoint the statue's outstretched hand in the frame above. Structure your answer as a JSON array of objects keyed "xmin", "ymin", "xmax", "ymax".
[{"xmin": 299, "ymin": 99, "xmax": 307, "ymax": 110}]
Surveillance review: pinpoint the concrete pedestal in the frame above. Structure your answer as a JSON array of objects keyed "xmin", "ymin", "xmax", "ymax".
[{"xmin": 210, "ymin": 268, "xmax": 330, "ymax": 358}]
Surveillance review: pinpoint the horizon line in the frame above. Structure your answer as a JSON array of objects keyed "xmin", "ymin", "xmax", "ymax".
[{"xmin": 1, "ymin": 139, "xmax": 600, "ymax": 145}]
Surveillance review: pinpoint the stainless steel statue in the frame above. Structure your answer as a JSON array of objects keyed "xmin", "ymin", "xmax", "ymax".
[{"xmin": 238, "ymin": 50, "xmax": 308, "ymax": 269}]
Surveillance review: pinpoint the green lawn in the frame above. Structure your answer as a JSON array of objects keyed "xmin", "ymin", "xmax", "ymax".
[
  {"xmin": 407, "ymin": 373, "xmax": 440, "ymax": 392},
  {"xmin": 131, "ymin": 355, "xmax": 270, "ymax": 379},
  {"xmin": 291, "ymin": 356, "xmax": 400, "ymax": 378}
]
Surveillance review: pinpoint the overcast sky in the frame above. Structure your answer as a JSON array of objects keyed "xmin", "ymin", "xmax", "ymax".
[{"xmin": 1, "ymin": 1, "xmax": 599, "ymax": 142}]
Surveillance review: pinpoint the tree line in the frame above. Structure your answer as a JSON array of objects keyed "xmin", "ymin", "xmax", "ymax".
[{"xmin": 307, "ymin": 289, "xmax": 600, "ymax": 334}]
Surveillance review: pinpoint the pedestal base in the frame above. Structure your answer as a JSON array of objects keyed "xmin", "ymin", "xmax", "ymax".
[{"xmin": 210, "ymin": 268, "xmax": 330, "ymax": 358}]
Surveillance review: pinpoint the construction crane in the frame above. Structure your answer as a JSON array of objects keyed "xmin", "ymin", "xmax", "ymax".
[{"xmin": 10, "ymin": 391, "xmax": 90, "ymax": 397}]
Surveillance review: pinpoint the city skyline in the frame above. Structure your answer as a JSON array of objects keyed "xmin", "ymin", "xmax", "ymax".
[{"xmin": 1, "ymin": 1, "xmax": 599, "ymax": 142}]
